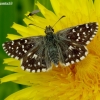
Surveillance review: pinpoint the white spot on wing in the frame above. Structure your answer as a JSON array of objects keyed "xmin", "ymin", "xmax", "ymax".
[
  {"xmin": 15, "ymin": 56, "xmax": 19, "ymax": 60},
  {"xmin": 76, "ymin": 39, "xmax": 79, "ymax": 41},
  {"xmin": 80, "ymin": 28, "xmax": 82, "ymax": 31},
  {"xmin": 21, "ymin": 66, "xmax": 24, "ymax": 70},
  {"xmin": 6, "ymin": 51, "xmax": 8, "ymax": 53},
  {"xmin": 33, "ymin": 54, "xmax": 37, "ymax": 59},
  {"xmin": 77, "ymin": 33, "xmax": 79, "ymax": 36},
  {"xmin": 3, "ymin": 47, "xmax": 5, "ymax": 49},
  {"xmin": 28, "ymin": 52, "xmax": 32, "ymax": 56},
  {"xmin": 38, "ymin": 62, "xmax": 40, "ymax": 66},
  {"xmin": 22, "ymin": 45, "xmax": 24, "ymax": 48},
  {"xmin": 8, "ymin": 53, "xmax": 11, "ymax": 56},
  {"xmin": 85, "ymin": 51, "xmax": 88, "ymax": 56},
  {"xmin": 68, "ymin": 55, "xmax": 71, "ymax": 58},
  {"xmin": 92, "ymin": 35, "xmax": 95, "ymax": 37},
  {"xmin": 11, "ymin": 55, "xmax": 14, "ymax": 57},
  {"xmin": 78, "ymin": 36, "xmax": 80, "ymax": 39},
  {"xmin": 25, "ymin": 40, "xmax": 28, "ymax": 43},
  {"xmin": 80, "ymin": 56, "xmax": 85, "ymax": 60},
  {"xmin": 71, "ymin": 61, "xmax": 74, "ymax": 64},
  {"xmin": 42, "ymin": 68, "xmax": 46, "ymax": 72},
  {"xmin": 96, "ymin": 26, "xmax": 99, "ymax": 29},
  {"xmin": 66, "ymin": 62, "xmax": 70, "ymax": 66},
  {"xmin": 2, "ymin": 43, "xmax": 5, "ymax": 46},
  {"xmin": 86, "ymin": 24, "xmax": 89, "ymax": 28},
  {"xmin": 72, "ymin": 29, "xmax": 76, "ymax": 32},
  {"xmin": 24, "ymin": 50, "xmax": 27, "ymax": 53},
  {"xmin": 84, "ymin": 47, "xmax": 88, "ymax": 56},
  {"xmin": 86, "ymin": 41, "xmax": 90, "ymax": 44},
  {"xmin": 32, "ymin": 70, "xmax": 35, "ymax": 73},
  {"xmin": 69, "ymin": 46, "xmax": 73, "ymax": 50},
  {"xmin": 90, "ymin": 28, "xmax": 93, "ymax": 31},
  {"xmin": 28, "ymin": 64, "xmax": 30, "ymax": 66},
  {"xmin": 18, "ymin": 42, "xmax": 20, "ymax": 45},
  {"xmin": 16, "ymin": 50, "xmax": 18, "ymax": 53},
  {"xmin": 9, "ymin": 46, "xmax": 11, "ymax": 49},
  {"xmin": 16, "ymin": 47, "xmax": 19, "ymax": 49},
  {"xmin": 95, "ymin": 29, "xmax": 98, "ymax": 32},
  {"xmin": 34, "ymin": 64, "xmax": 36, "ymax": 67},
  {"xmin": 11, "ymin": 41, "xmax": 14, "ymax": 45},
  {"xmin": 26, "ymin": 68, "xmax": 30, "ymax": 72},
  {"xmin": 37, "ymin": 69, "xmax": 40, "ymax": 72},
  {"xmin": 94, "ymin": 31, "xmax": 97, "ymax": 34},
  {"xmin": 90, "ymin": 38, "xmax": 93, "ymax": 40},
  {"xmin": 83, "ymin": 32, "xmax": 86, "ymax": 35},
  {"xmin": 76, "ymin": 59, "xmax": 80, "ymax": 62}
]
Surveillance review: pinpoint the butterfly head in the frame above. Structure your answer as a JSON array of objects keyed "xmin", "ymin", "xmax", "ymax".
[{"xmin": 45, "ymin": 25, "xmax": 54, "ymax": 34}]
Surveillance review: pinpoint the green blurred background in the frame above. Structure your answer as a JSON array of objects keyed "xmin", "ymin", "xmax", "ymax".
[{"xmin": 0, "ymin": 0, "xmax": 53, "ymax": 99}]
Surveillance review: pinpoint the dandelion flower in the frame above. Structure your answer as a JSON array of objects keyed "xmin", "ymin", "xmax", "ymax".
[{"xmin": 1, "ymin": 0, "xmax": 100, "ymax": 100}]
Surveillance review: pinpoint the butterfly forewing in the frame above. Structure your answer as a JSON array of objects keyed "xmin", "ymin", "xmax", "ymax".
[
  {"xmin": 2, "ymin": 36, "xmax": 43, "ymax": 60},
  {"xmin": 57, "ymin": 22, "xmax": 98, "ymax": 45}
]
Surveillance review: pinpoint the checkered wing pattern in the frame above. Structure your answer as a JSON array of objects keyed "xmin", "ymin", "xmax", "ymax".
[
  {"xmin": 2, "ymin": 36, "xmax": 43, "ymax": 60},
  {"xmin": 57, "ymin": 22, "xmax": 98, "ymax": 66},
  {"xmin": 21, "ymin": 46, "xmax": 50, "ymax": 72}
]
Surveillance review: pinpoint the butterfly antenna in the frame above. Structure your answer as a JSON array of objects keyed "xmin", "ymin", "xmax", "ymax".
[
  {"xmin": 29, "ymin": 23, "xmax": 45, "ymax": 30},
  {"xmin": 52, "ymin": 15, "xmax": 65, "ymax": 28}
]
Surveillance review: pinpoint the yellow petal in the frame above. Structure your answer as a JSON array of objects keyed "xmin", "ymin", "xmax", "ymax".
[
  {"xmin": 3, "ymin": 58, "xmax": 20, "ymax": 66},
  {"xmin": 1, "ymin": 73, "xmax": 24, "ymax": 83},
  {"xmin": 7, "ymin": 34, "xmax": 22, "ymax": 40},
  {"xmin": 11, "ymin": 23, "xmax": 29, "ymax": 37}
]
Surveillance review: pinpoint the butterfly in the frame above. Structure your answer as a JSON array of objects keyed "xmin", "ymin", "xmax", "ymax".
[{"xmin": 2, "ymin": 22, "xmax": 98, "ymax": 72}]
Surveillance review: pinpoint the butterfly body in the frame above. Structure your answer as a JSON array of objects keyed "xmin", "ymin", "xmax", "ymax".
[
  {"xmin": 2, "ymin": 22, "xmax": 99, "ymax": 72},
  {"xmin": 44, "ymin": 26, "xmax": 59, "ymax": 65}
]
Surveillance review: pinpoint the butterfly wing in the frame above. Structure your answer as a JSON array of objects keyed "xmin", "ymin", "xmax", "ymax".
[
  {"xmin": 56, "ymin": 22, "xmax": 98, "ymax": 45},
  {"xmin": 58, "ymin": 41, "xmax": 88, "ymax": 66},
  {"xmin": 2, "ymin": 36, "xmax": 43, "ymax": 60},
  {"xmin": 21, "ymin": 45, "xmax": 51, "ymax": 72},
  {"xmin": 56, "ymin": 22, "xmax": 98, "ymax": 65},
  {"xmin": 2, "ymin": 36, "xmax": 51, "ymax": 72}
]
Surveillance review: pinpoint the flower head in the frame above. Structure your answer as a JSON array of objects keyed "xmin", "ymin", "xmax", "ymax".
[{"xmin": 1, "ymin": 0, "xmax": 100, "ymax": 100}]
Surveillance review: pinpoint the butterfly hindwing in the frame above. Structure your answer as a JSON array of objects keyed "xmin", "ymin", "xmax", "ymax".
[
  {"xmin": 57, "ymin": 39, "xmax": 88, "ymax": 66},
  {"xmin": 61, "ymin": 42, "xmax": 88, "ymax": 66},
  {"xmin": 21, "ymin": 45, "xmax": 49, "ymax": 72}
]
